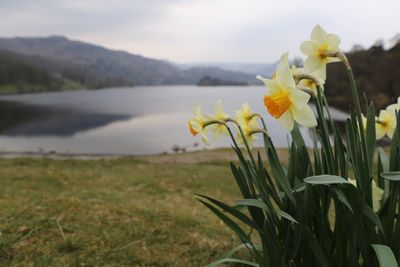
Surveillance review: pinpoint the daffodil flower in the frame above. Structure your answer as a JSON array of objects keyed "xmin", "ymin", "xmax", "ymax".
[
  {"xmin": 209, "ymin": 100, "xmax": 229, "ymax": 138},
  {"xmin": 188, "ymin": 103, "xmax": 211, "ymax": 144},
  {"xmin": 235, "ymin": 103, "xmax": 258, "ymax": 126},
  {"xmin": 300, "ymin": 25, "xmax": 341, "ymax": 79},
  {"xmin": 376, "ymin": 109, "xmax": 396, "ymax": 139},
  {"xmin": 257, "ymin": 53, "xmax": 317, "ymax": 131},
  {"xmin": 235, "ymin": 103, "xmax": 260, "ymax": 146},
  {"xmin": 291, "ymin": 65, "xmax": 325, "ymax": 95},
  {"xmin": 237, "ymin": 123, "xmax": 258, "ymax": 146}
]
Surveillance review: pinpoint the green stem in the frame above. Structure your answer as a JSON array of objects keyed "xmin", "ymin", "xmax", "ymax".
[
  {"xmin": 237, "ymin": 125, "xmax": 257, "ymax": 167},
  {"xmin": 222, "ymin": 122, "xmax": 240, "ymax": 149},
  {"xmin": 315, "ymin": 86, "xmax": 335, "ymax": 174},
  {"xmin": 226, "ymin": 117, "xmax": 258, "ymax": 167},
  {"xmin": 347, "ymin": 69, "xmax": 371, "ymax": 182},
  {"xmin": 322, "ymin": 94, "xmax": 334, "ymax": 130}
]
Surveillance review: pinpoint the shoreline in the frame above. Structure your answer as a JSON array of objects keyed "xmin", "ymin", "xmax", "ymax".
[
  {"xmin": 0, "ymin": 147, "xmax": 291, "ymax": 165},
  {"xmin": 0, "ymin": 150, "xmax": 126, "ymax": 160}
]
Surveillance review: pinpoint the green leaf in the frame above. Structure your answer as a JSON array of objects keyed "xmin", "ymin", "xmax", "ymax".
[
  {"xmin": 311, "ymin": 128, "xmax": 322, "ymax": 175},
  {"xmin": 235, "ymin": 199, "xmax": 298, "ymax": 224},
  {"xmin": 221, "ymin": 243, "xmax": 262, "ymax": 259},
  {"xmin": 372, "ymin": 244, "xmax": 398, "ymax": 267},
  {"xmin": 333, "ymin": 122, "xmax": 347, "ymax": 177},
  {"xmin": 378, "ymin": 148, "xmax": 389, "ymax": 173},
  {"xmin": 366, "ymin": 102, "xmax": 376, "ymax": 166},
  {"xmin": 363, "ymin": 204, "xmax": 386, "ymax": 238},
  {"xmin": 292, "ymin": 183, "xmax": 306, "ymax": 193},
  {"xmin": 381, "ymin": 171, "xmax": 400, "ymax": 181},
  {"xmin": 235, "ymin": 199, "xmax": 269, "ymax": 211},
  {"xmin": 389, "ymin": 114, "xmax": 400, "ymax": 171},
  {"xmin": 378, "ymin": 147, "xmax": 390, "ymax": 191},
  {"xmin": 299, "ymin": 226, "xmax": 330, "ymax": 267},
  {"xmin": 267, "ymin": 147, "xmax": 295, "ymax": 204},
  {"xmin": 304, "ymin": 175, "xmax": 353, "ymax": 185},
  {"xmin": 196, "ymin": 199, "xmax": 261, "ymax": 261},
  {"xmin": 331, "ymin": 187, "xmax": 354, "ymax": 213},
  {"xmin": 275, "ymin": 209, "xmax": 298, "ymax": 224},
  {"xmin": 290, "ymin": 123, "xmax": 306, "ymax": 148},
  {"xmin": 196, "ymin": 194, "xmax": 262, "ymax": 232}
]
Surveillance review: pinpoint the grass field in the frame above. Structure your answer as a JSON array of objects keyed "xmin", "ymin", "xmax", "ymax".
[{"xmin": 0, "ymin": 149, "xmax": 261, "ymax": 266}]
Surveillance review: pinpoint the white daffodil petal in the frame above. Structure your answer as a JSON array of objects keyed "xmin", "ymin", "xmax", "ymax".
[
  {"xmin": 290, "ymin": 65, "xmax": 301, "ymax": 76},
  {"xmin": 311, "ymin": 25, "xmax": 327, "ymax": 43},
  {"xmin": 387, "ymin": 127, "xmax": 395, "ymax": 139},
  {"xmin": 277, "ymin": 111, "xmax": 294, "ymax": 131},
  {"xmin": 375, "ymin": 124, "xmax": 386, "ymax": 140},
  {"xmin": 300, "ymin": 41, "xmax": 317, "ymax": 56},
  {"xmin": 290, "ymin": 87, "xmax": 311, "ymax": 106},
  {"xmin": 387, "ymin": 103, "xmax": 400, "ymax": 113},
  {"xmin": 211, "ymin": 124, "xmax": 228, "ymax": 139},
  {"xmin": 257, "ymin": 75, "xmax": 281, "ymax": 94},
  {"xmin": 201, "ymin": 134, "xmax": 210, "ymax": 145},
  {"xmin": 214, "ymin": 100, "xmax": 229, "ymax": 121},
  {"xmin": 327, "ymin": 34, "xmax": 341, "ymax": 48},
  {"xmin": 276, "ymin": 53, "xmax": 296, "ymax": 88},
  {"xmin": 304, "ymin": 56, "xmax": 323, "ymax": 73},
  {"xmin": 215, "ymin": 100, "xmax": 223, "ymax": 114},
  {"xmin": 292, "ymin": 105, "xmax": 317, "ymax": 128},
  {"xmin": 317, "ymin": 64, "xmax": 327, "ymax": 81},
  {"xmin": 311, "ymin": 67, "xmax": 326, "ymax": 85},
  {"xmin": 193, "ymin": 103, "xmax": 201, "ymax": 116}
]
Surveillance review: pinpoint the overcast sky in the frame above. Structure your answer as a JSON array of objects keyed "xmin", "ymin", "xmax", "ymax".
[{"xmin": 0, "ymin": 0, "xmax": 399, "ymax": 63}]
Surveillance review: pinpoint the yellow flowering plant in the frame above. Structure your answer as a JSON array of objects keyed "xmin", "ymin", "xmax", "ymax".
[{"xmin": 188, "ymin": 25, "xmax": 400, "ymax": 267}]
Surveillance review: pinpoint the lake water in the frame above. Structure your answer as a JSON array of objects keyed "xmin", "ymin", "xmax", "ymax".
[{"xmin": 0, "ymin": 86, "xmax": 348, "ymax": 155}]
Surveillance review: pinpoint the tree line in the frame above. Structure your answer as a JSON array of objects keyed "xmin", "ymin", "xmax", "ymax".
[{"xmin": 325, "ymin": 43, "xmax": 400, "ymax": 111}]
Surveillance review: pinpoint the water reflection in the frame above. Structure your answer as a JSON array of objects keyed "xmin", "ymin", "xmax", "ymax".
[{"xmin": 0, "ymin": 100, "xmax": 132, "ymax": 136}]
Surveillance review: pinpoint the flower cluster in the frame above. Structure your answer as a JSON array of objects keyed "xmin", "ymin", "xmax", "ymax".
[
  {"xmin": 188, "ymin": 100, "xmax": 262, "ymax": 146},
  {"xmin": 257, "ymin": 25, "xmax": 342, "ymax": 130},
  {"xmin": 188, "ymin": 24, "xmax": 399, "ymax": 144}
]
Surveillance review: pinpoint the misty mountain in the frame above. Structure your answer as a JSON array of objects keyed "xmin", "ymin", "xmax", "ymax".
[
  {"xmin": 180, "ymin": 62, "xmax": 278, "ymax": 77},
  {"xmin": 0, "ymin": 36, "xmax": 258, "ymax": 89}
]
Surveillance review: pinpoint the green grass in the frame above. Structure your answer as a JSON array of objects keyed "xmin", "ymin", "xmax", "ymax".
[{"xmin": 0, "ymin": 155, "xmax": 242, "ymax": 266}]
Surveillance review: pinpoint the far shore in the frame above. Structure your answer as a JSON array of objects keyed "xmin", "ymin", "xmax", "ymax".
[{"xmin": 0, "ymin": 147, "xmax": 291, "ymax": 164}]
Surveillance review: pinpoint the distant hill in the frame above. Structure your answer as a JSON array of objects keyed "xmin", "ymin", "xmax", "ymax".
[
  {"xmin": 0, "ymin": 49, "xmax": 84, "ymax": 93},
  {"xmin": 180, "ymin": 62, "xmax": 278, "ymax": 77},
  {"xmin": 325, "ymin": 43, "xmax": 400, "ymax": 111},
  {"xmin": 0, "ymin": 36, "xmax": 257, "ymax": 92},
  {"xmin": 197, "ymin": 75, "xmax": 248, "ymax": 86}
]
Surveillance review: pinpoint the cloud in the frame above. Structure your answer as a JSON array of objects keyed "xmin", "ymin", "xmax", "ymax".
[{"xmin": 0, "ymin": 0, "xmax": 399, "ymax": 62}]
